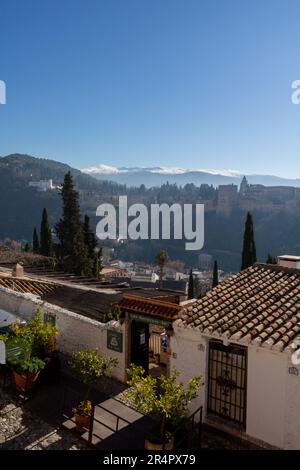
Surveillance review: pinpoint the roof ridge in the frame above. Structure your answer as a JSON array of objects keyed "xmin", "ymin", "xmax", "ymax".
[
  {"xmin": 179, "ymin": 263, "xmax": 300, "ymax": 352},
  {"xmin": 121, "ymin": 293, "xmax": 182, "ymax": 310}
]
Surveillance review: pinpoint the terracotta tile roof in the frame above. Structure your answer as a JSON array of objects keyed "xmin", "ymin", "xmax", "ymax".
[
  {"xmin": 42, "ymin": 285, "xmax": 122, "ymax": 321},
  {"xmin": 119, "ymin": 294, "xmax": 182, "ymax": 322},
  {"xmin": 179, "ymin": 263, "xmax": 300, "ymax": 352},
  {"xmin": 0, "ymin": 275, "xmax": 58, "ymax": 296},
  {"xmin": 0, "ymin": 274, "xmax": 120, "ymax": 322}
]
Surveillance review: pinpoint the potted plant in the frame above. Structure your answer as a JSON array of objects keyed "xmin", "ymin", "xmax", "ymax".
[
  {"xmin": 6, "ymin": 337, "xmax": 46, "ymax": 392},
  {"xmin": 6, "ymin": 310, "xmax": 57, "ymax": 391},
  {"xmin": 9, "ymin": 310, "xmax": 58, "ymax": 359},
  {"xmin": 12, "ymin": 357, "xmax": 46, "ymax": 392},
  {"xmin": 69, "ymin": 350, "xmax": 118, "ymax": 433},
  {"xmin": 10, "ymin": 310, "xmax": 58, "ymax": 358},
  {"xmin": 124, "ymin": 365, "xmax": 202, "ymax": 450}
]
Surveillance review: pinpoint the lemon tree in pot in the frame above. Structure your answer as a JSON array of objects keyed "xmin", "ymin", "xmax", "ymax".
[
  {"xmin": 69, "ymin": 350, "xmax": 118, "ymax": 433},
  {"xmin": 124, "ymin": 365, "xmax": 202, "ymax": 450}
]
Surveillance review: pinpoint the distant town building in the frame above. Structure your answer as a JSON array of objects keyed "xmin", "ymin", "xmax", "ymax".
[
  {"xmin": 198, "ymin": 253, "xmax": 213, "ymax": 271},
  {"xmin": 208, "ymin": 179, "xmax": 300, "ymax": 216},
  {"xmin": 240, "ymin": 175, "xmax": 249, "ymax": 195},
  {"xmin": 217, "ymin": 184, "xmax": 238, "ymax": 215}
]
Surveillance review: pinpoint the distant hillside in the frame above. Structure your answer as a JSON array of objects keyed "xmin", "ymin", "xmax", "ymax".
[
  {"xmin": 0, "ymin": 154, "xmax": 111, "ymax": 191},
  {"xmin": 1, "ymin": 154, "xmax": 300, "ymax": 273},
  {"xmin": 82, "ymin": 164, "xmax": 300, "ymax": 188},
  {"xmin": 0, "ymin": 154, "xmax": 124, "ymax": 241},
  {"xmin": 0, "ymin": 244, "xmax": 52, "ymax": 266}
]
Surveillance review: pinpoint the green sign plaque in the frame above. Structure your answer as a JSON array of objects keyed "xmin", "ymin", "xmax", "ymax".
[
  {"xmin": 107, "ymin": 330, "xmax": 123, "ymax": 353},
  {"xmin": 128, "ymin": 312, "xmax": 169, "ymax": 327}
]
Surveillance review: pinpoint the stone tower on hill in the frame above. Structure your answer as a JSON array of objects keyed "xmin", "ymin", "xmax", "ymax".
[{"xmin": 240, "ymin": 176, "xmax": 249, "ymax": 195}]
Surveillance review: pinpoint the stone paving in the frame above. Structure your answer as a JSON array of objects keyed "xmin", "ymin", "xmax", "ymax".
[
  {"xmin": 0, "ymin": 390, "xmax": 87, "ymax": 450},
  {"xmin": 0, "ymin": 374, "xmax": 255, "ymax": 451}
]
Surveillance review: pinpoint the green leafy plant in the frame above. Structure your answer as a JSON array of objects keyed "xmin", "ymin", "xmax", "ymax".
[
  {"xmin": 0, "ymin": 333, "xmax": 8, "ymax": 343},
  {"xmin": 9, "ymin": 309, "xmax": 58, "ymax": 357},
  {"xmin": 69, "ymin": 350, "xmax": 118, "ymax": 413},
  {"xmin": 11, "ymin": 357, "xmax": 46, "ymax": 374},
  {"xmin": 72, "ymin": 399, "xmax": 92, "ymax": 417},
  {"xmin": 124, "ymin": 365, "xmax": 202, "ymax": 443},
  {"xmin": 6, "ymin": 336, "xmax": 45, "ymax": 374},
  {"xmin": 103, "ymin": 305, "xmax": 121, "ymax": 323}
]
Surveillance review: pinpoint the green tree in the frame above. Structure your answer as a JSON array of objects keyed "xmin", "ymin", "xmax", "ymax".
[
  {"xmin": 241, "ymin": 212, "xmax": 257, "ymax": 270},
  {"xmin": 40, "ymin": 208, "xmax": 52, "ymax": 257},
  {"xmin": 23, "ymin": 242, "xmax": 31, "ymax": 253},
  {"xmin": 124, "ymin": 366, "xmax": 201, "ymax": 443},
  {"xmin": 70, "ymin": 350, "xmax": 117, "ymax": 401},
  {"xmin": 56, "ymin": 172, "xmax": 92, "ymax": 275},
  {"xmin": 83, "ymin": 215, "xmax": 101, "ymax": 277},
  {"xmin": 32, "ymin": 228, "xmax": 40, "ymax": 254},
  {"xmin": 212, "ymin": 260, "xmax": 219, "ymax": 288},
  {"xmin": 187, "ymin": 269, "xmax": 194, "ymax": 299},
  {"xmin": 193, "ymin": 276, "xmax": 202, "ymax": 299},
  {"xmin": 155, "ymin": 250, "xmax": 169, "ymax": 288}
]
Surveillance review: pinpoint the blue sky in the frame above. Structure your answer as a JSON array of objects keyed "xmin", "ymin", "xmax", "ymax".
[{"xmin": 1, "ymin": 0, "xmax": 300, "ymax": 177}]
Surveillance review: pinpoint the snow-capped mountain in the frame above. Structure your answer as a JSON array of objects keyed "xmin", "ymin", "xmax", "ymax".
[{"xmin": 81, "ymin": 165, "xmax": 300, "ymax": 188}]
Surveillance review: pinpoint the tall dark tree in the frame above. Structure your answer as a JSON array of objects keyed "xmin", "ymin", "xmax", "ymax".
[
  {"xmin": 193, "ymin": 276, "xmax": 202, "ymax": 299},
  {"xmin": 56, "ymin": 172, "xmax": 92, "ymax": 275},
  {"xmin": 212, "ymin": 260, "xmax": 219, "ymax": 288},
  {"xmin": 188, "ymin": 269, "xmax": 194, "ymax": 299},
  {"xmin": 32, "ymin": 228, "xmax": 40, "ymax": 254},
  {"xmin": 40, "ymin": 208, "xmax": 52, "ymax": 257},
  {"xmin": 155, "ymin": 250, "xmax": 169, "ymax": 288},
  {"xmin": 83, "ymin": 214, "xmax": 100, "ymax": 277},
  {"xmin": 23, "ymin": 242, "xmax": 31, "ymax": 253},
  {"xmin": 241, "ymin": 212, "xmax": 257, "ymax": 270}
]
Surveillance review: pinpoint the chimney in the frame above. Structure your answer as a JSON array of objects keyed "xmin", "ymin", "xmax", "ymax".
[
  {"xmin": 12, "ymin": 263, "xmax": 24, "ymax": 278},
  {"xmin": 277, "ymin": 255, "xmax": 300, "ymax": 270}
]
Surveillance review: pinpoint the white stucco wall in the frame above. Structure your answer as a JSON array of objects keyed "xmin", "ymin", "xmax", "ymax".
[
  {"xmin": 171, "ymin": 322, "xmax": 300, "ymax": 449},
  {"xmin": 246, "ymin": 346, "xmax": 287, "ymax": 448},
  {"xmin": 0, "ymin": 286, "xmax": 126, "ymax": 381},
  {"xmin": 170, "ymin": 323, "xmax": 207, "ymax": 415},
  {"xmin": 283, "ymin": 359, "xmax": 300, "ymax": 449}
]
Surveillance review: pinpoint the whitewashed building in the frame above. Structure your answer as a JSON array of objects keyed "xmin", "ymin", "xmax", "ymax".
[{"xmin": 170, "ymin": 256, "xmax": 300, "ymax": 449}]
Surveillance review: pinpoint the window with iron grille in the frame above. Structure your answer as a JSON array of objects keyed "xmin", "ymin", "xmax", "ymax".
[{"xmin": 207, "ymin": 340, "xmax": 247, "ymax": 429}]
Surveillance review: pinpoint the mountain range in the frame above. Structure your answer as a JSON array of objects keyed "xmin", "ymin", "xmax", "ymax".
[
  {"xmin": 1, "ymin": 153, "xmax": 300, "ymax": 273},
  {"xmin": 81, "ymin": 164, "xmax": 300, "ymax": 188}
]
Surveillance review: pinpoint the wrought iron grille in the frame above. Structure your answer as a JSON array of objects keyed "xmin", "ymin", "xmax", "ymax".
[{"xmin": 207, "ymin": 340, "xmax": 247, "ymax": 429}]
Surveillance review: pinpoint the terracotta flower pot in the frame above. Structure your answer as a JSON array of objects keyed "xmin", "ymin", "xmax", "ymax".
[
  {"xmin": 13, "ymin": 371, "xmax": 40, "ymax": 393},
  {"xmin": 74, "ymin": 413, "xmax": 91, "ymax": 433},
  {"xmin": 144, "ymin": 435, "xmax": 174, "ymax": 450}
]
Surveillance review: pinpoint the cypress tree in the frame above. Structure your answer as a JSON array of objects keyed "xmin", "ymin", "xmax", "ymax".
[
  {"xmin": 32, "ymin": 228, "xmax": 40, "ymax": 254},
  {"xmin": 193, "ymin": 276, "xmax": 202, "ymax": 299},
  {"xmin": 40, "ymin": 208, "xmax": 52, "ymax": 257},
  {"xmin": 212, "ymin": 260, "xmax": 219, "ymax": 288},
  {"xmin": 241, "ymin": 212, "xmax": 257, "ymax": 270},
  {"xmin": 56, "ymin": 172, "xmax": 92, "ymax": 275},
  {"xmin": 188, "ymin": 269, "xmax": 194, "ymax": 299},
  {"xmin": 24, "ymin": 242, "xmax": 31, "ymax": 253},
  {"xmin": 83, "ymin": 215, "xmax": 100, "ymax": 276},
  {"xmin": 266, "ymin": 253, "xmax": 277, "ymax": 264}
]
